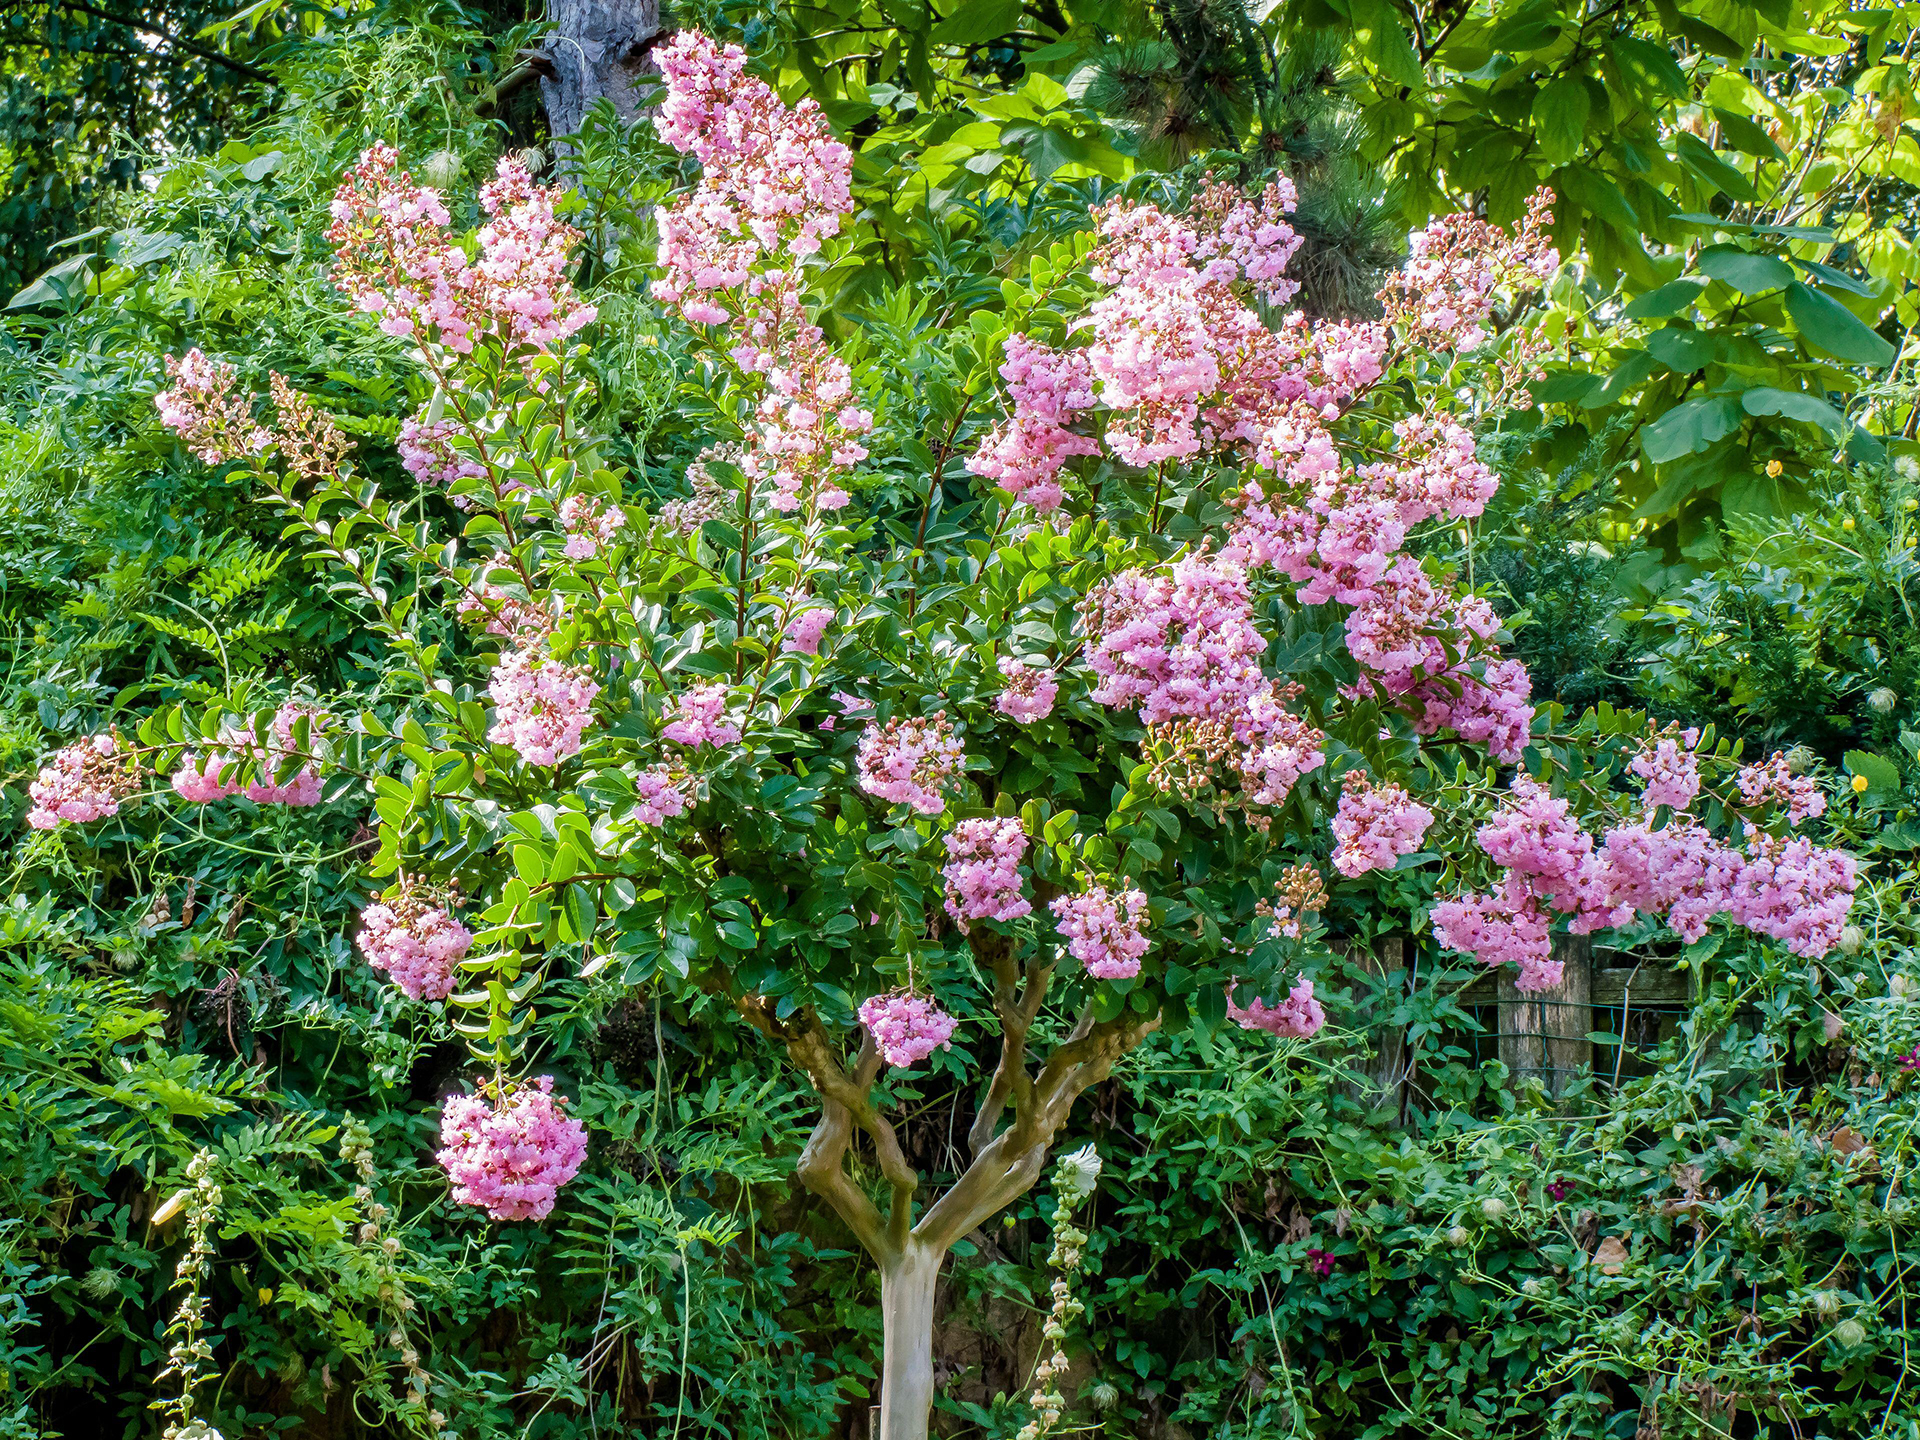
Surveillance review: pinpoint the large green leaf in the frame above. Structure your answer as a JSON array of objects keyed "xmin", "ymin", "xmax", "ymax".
[
  {"xmin": 1623, "ymin": 277, "xmax": 1708, "ymax": 319},
  {"xmin": 1645, "ymin": 327, "xmax": 1719, "ymax": 373},
  {"xmin": 1784, "ymin": 281, "xmax": 1896, "ymax": 365},
  {"xmin": 930, "ymin": 0, "xmax": 1024, "ymax": 46},
  {"xmin": 1642, "ymin": 394, "xmax": 1744, "ymax": 462},
  {"xmin": 1609, "ymin": 34, "xmax": 1689, "ymax": 99},
  {"xmin": 1740, "ymin": 386, "xmax": 1847, "ymax": 434},
  {"xmin": 1674, "ymin": 132, "xmax": 1758, "ymax": 200},
  {"xmin": 1532, "ymin": 77, "xmax": 1591, "ymax": 163},
  {"xmin": 1695, "ymin": 243, "xmax": 1793, "ymax": 293}
]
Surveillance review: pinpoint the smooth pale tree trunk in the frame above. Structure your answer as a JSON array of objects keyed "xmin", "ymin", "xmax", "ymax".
[
  {"xmin": 877, "ymin": 1242, "xmax": 945, "ymax": 1440},
  {"xmin": 536, "ymin": 0, "xmax": 661, "ymax": 145},
  {"xmin": 733, "ymin": 947, "xmax": 1158, "ymax": 1440}
]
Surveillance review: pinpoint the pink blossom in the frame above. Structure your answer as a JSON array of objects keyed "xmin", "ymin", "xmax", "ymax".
[
  {"xmin": 650, "ymin": 33, "xmax": 868, "ymax": 514},
  {"xmin": 1227, "ymin": 974, "xmax": 1326, "ymax": 1039},
  {"xmin": 1380, "ymin": 188, "xmax": 1558, "ymax": 354},
  {"xmin": 942, "ymin": 816, "xmax": 1031, "ymax": 931},
  {"xmin": 558, "ymin": 495, "xmax": 625, "ymax": 559},
  {"xmin": 783, "ymin": 607, "xmax": 832, "ymax": 655},
  {"xmin": 236, "ymin": 701, "xmax": 326, "ymax": 807},
  {"xmin": 1630, "ymin": 725, "xmax": 1702, "ymax": 812},
  {"xmin": 171, "ymin": 752, "xmax": 241, "ymax": 804},
  {"xmin": 1080, "ymin": 554, "xmax": 1327, "ymax": 803},
  {"xmin": 634, "ymin": 765, "xmax": 691, "ymax": 826},
  {"xmin": 996, "ymin": 655, "xmax": 1059, "ymax": 723},
  {"xmin": 398, "ymin": 410, "xmax": 488, "ymax": 500},
  {"xmin": 1051, "ymin": 884, "xmax": 1150, "ymax": 979},
  {"xmin": 967, "ymin": 337, "xmax": 1099, "ymax": 512},
  {"xmin": 662, "ymin": 681, "xmax": 742, "ymax": 748},
  {"xmin": 487, "ymin": 647, "xmax": 600, "ymax": 766},
  {"xmin": 328, "ymin": 145, "xmax": 595, "ymax": 357},
  {"xmin": 26, "ymin": 733, "xmax": 139, "ymax": 829},
  {"xmin": 437, "ymin": 1076, "xmax": 587, "ymax": 1221},
  {"xmin": 1600, "ymin": 820, "xmax": 1744, "ymax": 942},
  {"xmin": 1431, "ymin": 875, "xmax": 1561, "ymax": 992},
  {"xmin": 855, "ymin": 712, "xmax": 965, "ymax": 814},
  {"xmin": 1728, "ymin": 826, "xmax": 1859, "ymax": 958},
  {"xmin": 857, "ymin": 991, "xmax": 957, "ymax": 1067},
  {"xmin": 456, "ymin": 581, "xmax": 552, "ymax": 639},
  {"xmin": 1736, "ymin": 752, "xmax": 1827, "ymax": 825},
  {"xmin": 1330, "ymin": 772, "xmax": 1433, "ymax": 877},
  {"xmin": 358, "ymin": 888, "xmax": 474, "ymax": 1001},
  {"xmin": 154, "ymin": 350, "xmax": 270, "ymax": 465}
]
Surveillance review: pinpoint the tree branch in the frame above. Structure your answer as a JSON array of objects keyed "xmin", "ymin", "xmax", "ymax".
[
  {"xmin": 741, "ymin": 995, "xmax": 922, "ymax": 1255},
  {"xmin": 966, "ymin": 929, "xmax": 1051, "ymax": 1154},
  {"xmin": 917, "ymin": 1010, "xmax": 1159, "ymax": 1252},
  {"xmin": 48, "ymin": 0, "xmax": 275, "ymax": 83}
]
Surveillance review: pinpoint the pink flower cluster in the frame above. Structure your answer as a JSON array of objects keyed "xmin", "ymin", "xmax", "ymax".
[
  {"xmin": 1227, "ymin": 974, "xmax": 1326, "ymax": 1039},
  {"xmin": 966, "ymin": 337, "xmax": 1099, "ymax": 513},
  {"xmin": 358, "ymin": 888, "xmax": 474, "ymax": 1001},
  {"xmin": 1435, "ymin": 771, "xmax": 1859, "ymax": 989},
  {"xmin": 651, "ymin": 32, "xmax": 872, "ymax": 514},
  {"xmin": 558, "ymin": 496, "xmax": 625, "ymax": 559},
  {"xmin": 634, "ymin": 764, "xmax": 691, "ymax": 826},
  {"xmin": 1737, "ymin": 752, "xmax": 1827, "ymax": 824},
  {"xmin": 398, "ymin": 410, "xmax": 487, "ymax": 497},
  {"xmin": 437, "ymin": 1076, "xmax": 588, "ymax": 1221},
  {"xmin": 487, "ymin": 647, "xmax": 600, "ymax": 766},
  {"xmin": 27, "ymin": 733, "xmax": 138, "ymax": 830},
  {"xmin": 1631, "ymin": 725, "xmax": 1702, "ymax": 811},
  {"xmin": 996, "ymin": 655, "xmax": 1059, "ymax": 723},
  {"xmin": 328, "ymin": 145, "xmax": 595, "ymax": 355},
  {"xmin": 942, "ymin": 816, "xmax": 1031, "ymax": 931},
  {"xmin": 856, "ymin": 712, "xmax": 965, "ymax": 814},
  {"xmin": 783, "ymin": 606, "xmax": 832, "ymax": 655},
  {"xmin": 1081, "ymin": 554, "xmax": 1327, "ymax": 804},
  {"xmin": 155, "ymin": 350, "xmax": 269, "ymax": 465},
  {"xmin": 857, "ymin": 991, "xmax": 957, "ymax": 1068},
  {"xmin": 1331, "ymin": 772, "xmax": 1433, "ymax": 877},
  {"xmin": 1380, "ymin": 187, "xmax": 1558, "ymax": 353},
  {"xmin": 1336, "ymin": 559, "xmax": 1534, "ymax": 761},
  {"xmin": 662, "ymin": 681, "xmax": 742, "ymax": 748},
  {"xmin": 1051, "ymin": 884, "xmax": 1150, "ymax": 979}
]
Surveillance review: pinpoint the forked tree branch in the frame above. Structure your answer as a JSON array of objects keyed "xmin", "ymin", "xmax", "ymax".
[
  {"xmin": 916, "ymin": 1009, "xmax": 1159, "ymax": 1253},
  {"xmin": 966, "ymin": 928, "xmax": 1052, "ymax": 1154}
]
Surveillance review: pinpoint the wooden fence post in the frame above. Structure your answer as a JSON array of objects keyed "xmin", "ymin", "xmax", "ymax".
[{"xmin": 1498, "ymin": 933, "xmax": 1592, "ymax": 1095}]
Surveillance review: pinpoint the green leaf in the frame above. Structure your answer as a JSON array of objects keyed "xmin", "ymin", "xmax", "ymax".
[
  {"xmin": 1674, "ymin": 132, "xmax": 1758, "ymax": 200},
  {"xmin": 1489, "ymin": 4, "xmax": 1564, "ymax": 52},
  {"xmin": 1784, "ymin": 282, "xmax": 1896, "ymax": 365},
  {"xmin": 1641, "ymin": 395, "xmax": 1744, "ymax": 463},
  {"xmin": 932, "ymin": 0, "xmax": 1023, "ymax": 49},
  {"xmin": 7, "ymin": 254, "xmax": 91, "ymax": 310},
  {"xmin": 1532, "ymin": 78, "xmax": 1591, "ymax": 164},
  {"xmin": 1695, "ymin": 244, "xmax": 1793, "ymax": 293},
  {"xmin": 1712, "ymin": 107, "xmax": 1786, "ymax": 160},
  {"xmin": 1645, "ymin": 327, "xmax": 1719, "ymax": 373},
  {"xmin": 1740, "ymin": 386, "xmax": 1847, "ymax": 434},
  {"xmin": 1845, "ymin": 750, "xmax": 1901, "ymax": 797},
  {"xmin": 1623, "ymin": 277, "xmax": 1708, "ymax": 320},
  {"xmin": 1609, "ymin": 34, "xmax": 1689, "ymax": 99}
]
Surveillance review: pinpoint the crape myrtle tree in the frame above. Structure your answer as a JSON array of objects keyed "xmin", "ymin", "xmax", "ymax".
[{"xmin": 19, "ymin": 29, "xmax": 1860, "ymax": 1440}]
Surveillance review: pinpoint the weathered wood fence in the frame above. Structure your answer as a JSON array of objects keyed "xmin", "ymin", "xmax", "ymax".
[{"xmin": 1350, "ymin": 934, "xmax": 1703, "ymax": 1108}]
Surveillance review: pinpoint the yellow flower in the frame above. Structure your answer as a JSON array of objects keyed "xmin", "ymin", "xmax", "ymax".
[
  {"xmin": 258, "ymin": 1286, "xmax": 274, "ymax": 1305},
  {"xmin": 1766, "ymin": 459, "xmax": 1784, "ymax": 478},
  {"xmin": 1853, "ymin": 774, "xmax": 1871, "ymax": 793}
]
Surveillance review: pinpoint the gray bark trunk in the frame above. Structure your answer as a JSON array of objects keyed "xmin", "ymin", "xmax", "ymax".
[
  {"xmin": 878, "ymin": 1242, "xmax": 944, "ymax": 1440},
  {"xmin": 537, "ymin": 0, "xmax": 661, "ymax": 145}
]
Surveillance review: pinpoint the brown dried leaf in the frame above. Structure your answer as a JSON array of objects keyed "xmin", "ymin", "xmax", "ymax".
[{"xmin": 1593, "ymin": 1236, "xmax": 1629, "ymax": 1275}]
